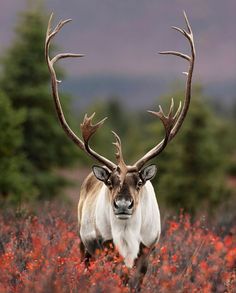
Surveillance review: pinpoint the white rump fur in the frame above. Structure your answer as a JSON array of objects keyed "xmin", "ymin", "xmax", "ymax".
[{"xmin": 79, "ymin": 181, "xmax": 161, "ymax": 268}]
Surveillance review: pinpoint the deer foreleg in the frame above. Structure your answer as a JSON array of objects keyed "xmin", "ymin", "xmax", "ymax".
[{"xmin": 130, "ymin": 244, "xmax": 154, "ymax": 292}]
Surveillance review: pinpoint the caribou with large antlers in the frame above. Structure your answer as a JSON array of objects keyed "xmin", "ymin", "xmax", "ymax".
[{"xmin": 45, "ymin": 12, "xmax": 195, "ymax": 290}]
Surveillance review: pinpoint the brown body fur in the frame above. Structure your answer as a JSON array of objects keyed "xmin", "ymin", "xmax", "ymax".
[{"xmin": 78, "ymin": 172, "xmax": 103, "ymax": 232}]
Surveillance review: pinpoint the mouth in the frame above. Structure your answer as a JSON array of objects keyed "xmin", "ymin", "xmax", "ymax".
[{"xmin": 115, "ymin": 213, "xmax": 132, "ymax": 220}]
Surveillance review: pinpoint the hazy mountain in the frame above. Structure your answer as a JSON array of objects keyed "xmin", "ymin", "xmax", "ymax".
[
  {"xmin": 61, "ymin": 74, "xmax": 235, "ymax": 113},
  {"xmin": 1, "ymin": 0, "xmax": 235, "ymax": 110}
]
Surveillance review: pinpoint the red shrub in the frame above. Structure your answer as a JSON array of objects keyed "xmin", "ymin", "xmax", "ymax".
[{"xmin": 0, "ymin": 208, "xmax": 235, "ymax": 292}]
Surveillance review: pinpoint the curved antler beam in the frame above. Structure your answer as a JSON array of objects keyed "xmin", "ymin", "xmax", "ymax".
[
  {"xmin": 45, "ymin": 13, "xmax": 116, "ymax": 171},
  {"xmin": 133, "ymin": 11, "xmax": 195, "ymax": 170}
]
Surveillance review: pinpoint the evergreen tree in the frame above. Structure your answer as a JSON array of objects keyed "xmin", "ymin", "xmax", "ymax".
[
  {"xmin": 145, "ymin": 87, "xmax": 229, "ymax": 213},
  {"xmin": 227, "ymin": 101, "xmax": 236, "ymax": 177},
  {"xmin": 0, "ymin": 4, "xmax": 77, "ymax": 198},
  {"xmin": 0, "ymin": 91, "xmax": 36, "ymax": 204}
]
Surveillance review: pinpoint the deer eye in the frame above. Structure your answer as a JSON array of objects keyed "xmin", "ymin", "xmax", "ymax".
[
  {"xmin": 106, "ymin": 179, "xmax": 112, "ymax": 189},
  {"xmin": 137, "ymin": 180, "xmax": 143, "ymax": 189}
]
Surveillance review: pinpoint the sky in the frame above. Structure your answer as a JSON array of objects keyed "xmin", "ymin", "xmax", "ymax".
[{"xmin": 0, "ymin": 0, "xmax": 235, "ymax": 108}]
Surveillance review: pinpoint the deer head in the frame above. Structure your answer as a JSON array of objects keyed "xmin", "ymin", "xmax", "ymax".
[{"xmin": 45, "ymin": 12, "xmax": 195, "ymax": 219}]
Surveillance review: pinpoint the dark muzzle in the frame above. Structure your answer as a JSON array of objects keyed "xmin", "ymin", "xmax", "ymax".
[{"xmin": 113, "ymin": 198, "xmax": 134, "ymax": 220}]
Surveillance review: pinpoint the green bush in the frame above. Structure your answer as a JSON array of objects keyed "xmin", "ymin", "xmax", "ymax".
[{"xmin": 0, "ymin": 6, "xmax": 78, "ymax": 200}]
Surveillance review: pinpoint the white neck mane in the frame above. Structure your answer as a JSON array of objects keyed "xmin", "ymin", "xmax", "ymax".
[{"xmin": 95, "ymin": 181, "xmax": 161, "ymax": 267}]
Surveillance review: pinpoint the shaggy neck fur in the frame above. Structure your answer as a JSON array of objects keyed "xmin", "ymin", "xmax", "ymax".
[{"xmin": 95, "ymin": 181, "xmax": 161, "ymax": 268}]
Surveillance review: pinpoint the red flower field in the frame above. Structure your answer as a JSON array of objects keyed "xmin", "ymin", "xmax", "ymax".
[{"xmin": 0, "ymin": 207, "xmax": 235, "ymax": 292}]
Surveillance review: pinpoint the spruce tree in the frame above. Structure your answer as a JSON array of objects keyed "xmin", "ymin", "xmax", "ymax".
[
  {"xmin": 0, "ymin": 91, "xmax": 36, "ymax": 204},
  {"xmin": 145, "ymin": 87, "xmax": 228, "ymax": 213},
  {"xmin": 0, "ymin": 5, "xmax": 77, "ymax": 198}
]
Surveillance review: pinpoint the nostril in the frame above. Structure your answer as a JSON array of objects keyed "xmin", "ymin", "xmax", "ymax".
[
  {"xmin": 128, "ymin": 200, "xmax": 134, "ymax": 209},
  {"xmin": 113, "ymin": 200, "xmax": 119, "ymax": 209},
  {"xmin": 114, "ymin": 199, "xmax": 134, "ymax": 210}
]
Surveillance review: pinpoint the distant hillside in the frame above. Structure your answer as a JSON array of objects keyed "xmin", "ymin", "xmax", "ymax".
[
  {"xmin": 1, "ymin": 0, "xmax": 235, "ymax": 115},
  {"xmin": 61, "ymin": 75, "xmax": 236, "ymax": 112}
]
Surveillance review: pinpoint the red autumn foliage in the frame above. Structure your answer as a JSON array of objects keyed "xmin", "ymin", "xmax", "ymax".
[{"xmin": 0, "ymin": 208, "xmax": 235, "ymax": 293}]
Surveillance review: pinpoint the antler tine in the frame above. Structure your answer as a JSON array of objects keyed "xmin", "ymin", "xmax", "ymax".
[
  {"xmin": 80, "ymin": 113, "xmax": 116, "ymax": 169},
  {"xmin": 169, "ymin": 98, "xmax": 174, "ymax": 116},
  {"xmin": 45, "ymin": 14, "xmax": 116, "ymax": 171},
  {"xmin": 173, "ymin": 100, "xmax": 182, "ymax": 120},
  {"xmin": 46, "ymin": 14, "xmax": 72, "ymax": 49},
  {"xmin": 146, "ymin": 98, "xmax": 182, "ymax": 157},
  {"xmin": 183, "ymin": 10, "xmax": 192, "ymax": 34},
  {"xmin": 170, "ymin": 12, "xmax": 195, "ymax": 140},
  {"xmin": 133, "ymin": 12, "xmax": 195, "ymax": 170},
  {"xmin": 81, "ymin": 113, "xmax": 107, "ymax": 142},
  {"xmin": 112, "ymin": 131, "xmax": 122, "ymax": 160},
  {"xmin": 159, "ymin": 11, "xmax": 194, "ymax": 62},
  {"xmin": 51, "ymin": 53, "xmax": 84, "ymax": 65},
  {"xmin": 159, "ymin": 51, "xmax": 191, "ymax": 62},
  {"xmin": 46, "ymin": 13, "xmax": 53, "ymax": 37},
  {"xmin": 112, "ymin": 131, "xmax": 127, "ymax": 172},
  {"xmin": 46, "ymin": 15, "xmax": 84, "ymax": 66}
]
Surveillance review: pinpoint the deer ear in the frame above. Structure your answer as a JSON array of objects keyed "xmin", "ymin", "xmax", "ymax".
[
  {"xmin": 92, "ymin": 165, "xmax": 110, "ymax": 182},
  {"xmin": 140, "ymin": 164, "xmax": 157, "ymax": 182}
]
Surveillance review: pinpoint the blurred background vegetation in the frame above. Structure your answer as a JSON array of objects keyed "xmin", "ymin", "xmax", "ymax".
[{"xmin": 0, "ymin": 4, "xmax": 235, "ymax": 219}]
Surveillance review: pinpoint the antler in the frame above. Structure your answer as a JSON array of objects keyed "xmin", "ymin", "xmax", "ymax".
[
  {"xmin": 45, "ymin": 13, "xmax": 116, "ymax": 170},
  {"xmin": 45, "ymin": 12, "xmax": 195, "ymax": 174},
  {"xmin": 112, "ymin": 131, "xmax": 128, "ymax": 174},
  {"xmin": 133, "ymin": 11, "xmax": 195, "ymax": 170}
]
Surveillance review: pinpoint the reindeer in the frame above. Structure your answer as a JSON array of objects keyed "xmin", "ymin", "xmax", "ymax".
[{"xmin": 45, "ymin": 12, "xmax": 195, "ymax": 290}]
